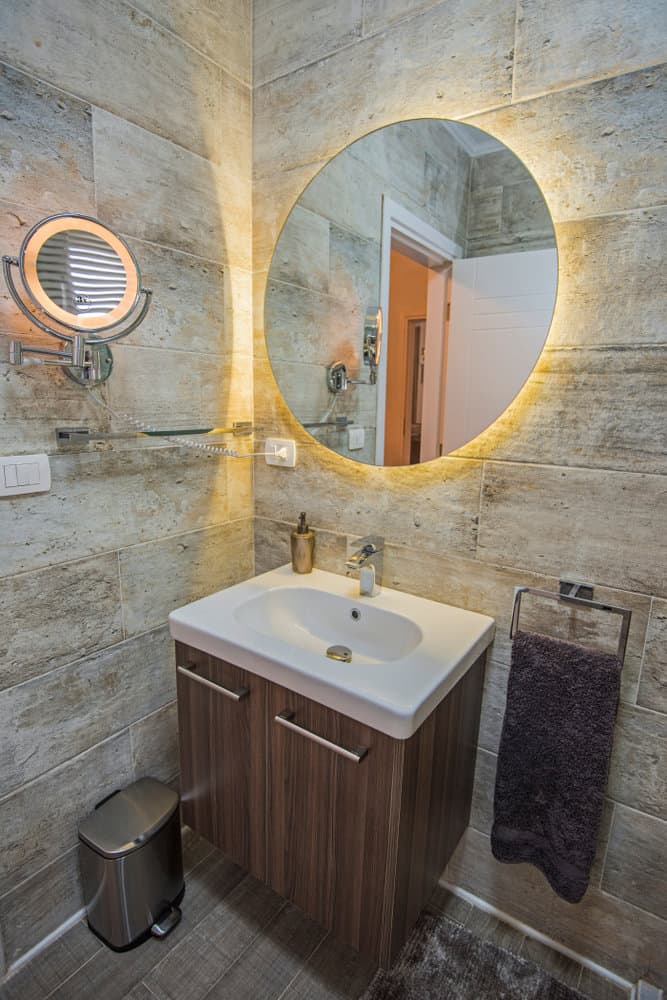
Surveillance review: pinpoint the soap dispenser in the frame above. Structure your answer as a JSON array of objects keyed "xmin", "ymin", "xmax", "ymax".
[{"xmin": 291, "ymin": 512, "xmax": 314, "ymax": 574}]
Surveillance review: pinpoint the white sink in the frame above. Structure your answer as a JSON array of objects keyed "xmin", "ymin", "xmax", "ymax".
[
  {"xmin": 234, "ymin": 586, "xmax": 423, "ymax": 663},
  {"xmin": 169, "ymin": 565, "xmax": 495, "ymax": 739}
]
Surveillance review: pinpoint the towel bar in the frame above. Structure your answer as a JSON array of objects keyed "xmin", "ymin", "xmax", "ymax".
[{"xmin": 509, "ymin": 586, "xmax": 632, "ymax": 663}]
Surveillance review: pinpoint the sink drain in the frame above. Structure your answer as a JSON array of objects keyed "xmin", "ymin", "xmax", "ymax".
[{"xmin": 326, "ymin": 644, "xmax": 352, "ymax": 662}]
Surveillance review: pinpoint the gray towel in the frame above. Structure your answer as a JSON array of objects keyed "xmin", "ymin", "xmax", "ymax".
[{"xmin": 491, "ymin": 630, "xmax": 622, "ymax": 903}]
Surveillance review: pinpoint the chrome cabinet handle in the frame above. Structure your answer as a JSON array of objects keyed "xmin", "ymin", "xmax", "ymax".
[
  {"xmin": 177, "ymin": 664, "xmax": 249, "ymax": 701},
  {"xmin": 274, "ymin": 710, "xmax": 368, "ymax": 763}
]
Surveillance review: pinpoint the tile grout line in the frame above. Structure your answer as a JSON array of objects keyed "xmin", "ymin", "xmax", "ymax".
[
  {"xmin": 596, "ymin": 802, "xmax": 616, "ymax": 889},
  {"xmin": 116, "ymin": 549, "xmax": 128, "ymax": 642},
  {"xmin": 510, "ymin": 0, "xmax": 521, "ymax": 106},
  {"xmin": 43, "ymin": 942, "xmax": 103, "ymax": 999},
  {"xmin": 272, "ymin": 930, "xmax": 330, "ymax": 1000},
  {"xmin": 0, "ymin": 58, "xmax": 235, "ymax": 173},
  {"xmin": 0, "ymin": 514, "xmax": 254, "ymax": 589},
  {"xmin": 196, "ymin": 900, "xmax": 291, "ymax": 1000},
  {"xmin": 124, "ymin": 0, "xmax": 251, "ymax": 87},
  {"xmin": 0, "ymin": 620, "xmax": 175, "ymax": 699},
  {"xmin": 633, "ymin": 596, "xmax": 653, "ymax": 707}
]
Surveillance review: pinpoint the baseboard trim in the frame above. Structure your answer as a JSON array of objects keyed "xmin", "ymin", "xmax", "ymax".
[
  {"xmin": 1, "ymin": 907, "xmax": 85, "ymax": 984},
  {"xmin": 440, "ymin": 879, "xmax": 634, "ymax": 994}
]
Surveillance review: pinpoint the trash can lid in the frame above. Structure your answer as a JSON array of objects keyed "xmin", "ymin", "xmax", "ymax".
[{"xmin": 78, "ymin": 777, "xmax": 179, "ymax": 859}]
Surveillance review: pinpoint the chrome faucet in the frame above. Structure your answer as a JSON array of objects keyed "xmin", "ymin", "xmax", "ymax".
[{"xmin": 345, "ymin": 536, "xmax": 384, "ymax": 597}]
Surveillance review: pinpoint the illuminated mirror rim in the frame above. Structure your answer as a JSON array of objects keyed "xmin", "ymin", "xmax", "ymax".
[
  {"xmin": 19, "ymin": 213, "xmax": 141, "ymax": 333},
  {"xmin": 264, "ymin": 118, "xmax": 558, "ymax": 467}
]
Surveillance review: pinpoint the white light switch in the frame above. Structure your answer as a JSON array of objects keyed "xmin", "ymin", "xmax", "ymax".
[
  {"xmin": 348, "ymin": 426, "xmax": 365, "ymax": 451},
  {"xmin": 3, "ymin": 464, "xmax": 18, "ymax": 488},
  {"xmin": 0, "ymin": 454, "xmax": 51, "ymax": 497}
]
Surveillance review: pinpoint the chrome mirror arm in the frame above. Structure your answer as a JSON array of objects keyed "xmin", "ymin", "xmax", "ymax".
[{"xmin": 3, "ymin": 256, "xmax": 75, "ymax": 343}]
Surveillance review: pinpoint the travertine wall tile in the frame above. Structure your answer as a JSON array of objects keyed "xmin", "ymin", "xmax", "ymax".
[
  {"xmin": 478, "ymin": 463, "xmax": 667, "ymax": 597},
  {"xmin": 637, "ymin": 599, "xmax": 667, "ymax": 715},
  {"xmin": 0, "ymin": 65, "xmax": 94, "ymax": 215},
  {"xmin": 133, "ymin": 0, "xmax": 251, "ymax": 83},
  {"xmin": 382, "ymin": 541, "xmax": 650, "ymax": 701},
  {"xmin": 0, "ymin": 0, "xmax": 253, "ymax": 970},
  {"xmin": 0, "ymin": 357, "xmax": 113, "ymax": 458},
  {"xmin": 0, "ymin": 554, "xmax": 123, "ymax": 692},
  {"xmin": 0, "ymin": 731, "xmax": 133, "ymax": 894},
  {"xmin": 0, "ymin": 628, "xmax": 174, "ymax": 798},
  {"xmin": 130, "ymin": 702, "xmax": 179, "ymax": 784},
  {"xmin": 0, "ymin": 0, "xmax": 226, "ymax": 162},
  {"xmin": 119, "ymin": 520, "xmax": 254, "ymax": 635},
  {"xmin": 607, "ymin": 705, "xmax": 667, "ymax": 820},
  {"xmin": 270, "ymin": 205, "xmax": 331, "ymax": 293},
  {"xmin": 550, "ymin": 208, "xmax": 667, "ymax": 348},
  {"xmin": 254, "ymin": 0, "xmax": 515, "ymax": 177},
  {"xmin": 514, "ymin": 0, "xmax": 667, "ymax": 100},
  {"xmin": 254, "ymin": 0, "xmax": 363, "ymax": 86},
  {"xmin": 362, "ymin": 0, "xmax": 445, "ymax": 36},
  {"xmin": 253, "ymin": 516, "xmax": 349, "ymax": 576},
  {"xmin": 602, "ymin": 804, "xmax": 667, "ymax": 919},
  {"xmin": 470, "ymin": 747, "xmax": 496, "ymax": 835},
  {"xmin": 0, "ymin": 848, "xmax": 85, "ymax": 967},
  {"xmin": 478, "ymin": 658, "xmax": 509, "ymax": 754},
  {"xmin": 106, "ymin": 345, "xmax": 253, "ymax": 434},
  {"xmin": 255, "ymin": 448, "xmax": 483, "ymax": 556},
  {"xmin": 466, "ymin": 67, "xmax": 667, "ymax": 223},
  {"xmin": 93, "ymin": 109, "xmax": 251, "ymax": 267},
  {"xmin": 264, "ymin": 279, "xmax": 359, "ymax": 364},
  {"xmin": 446, "ymin": 827, "xmax": 666, "ymax": 984},
  {"xmin": 454, "ymin": 346, "xmax": 667, "ymax": 474},
  {"xmin": 0, "ymin": 447, "xmax": 229, "ymax": 578},
  {"xmin": 123, "ymin": 240, "xmax": 226, "ymax": 354}
]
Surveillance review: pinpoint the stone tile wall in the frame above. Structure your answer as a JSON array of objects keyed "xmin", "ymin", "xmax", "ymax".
[
  {"xmin": 0, "ymin": 0, "xmax": 252, "ymax": 975},
  {"xmin": 252, "ymin": 0, "xmax": 667, "ymax": 988}
]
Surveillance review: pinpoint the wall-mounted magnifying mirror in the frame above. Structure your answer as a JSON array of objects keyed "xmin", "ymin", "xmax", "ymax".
[
  {"xmin": 3, "ymin": 213, "xmax": 152, "ymax": 386},
  {"xmin": 264, "ymin": 119, "xmax": 558, "ymax": 466}
]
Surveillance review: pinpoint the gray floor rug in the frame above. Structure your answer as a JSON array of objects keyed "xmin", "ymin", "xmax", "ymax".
[{"xmin": 361, "ymin": 910, "xmax": 585, "ymax": 1000}]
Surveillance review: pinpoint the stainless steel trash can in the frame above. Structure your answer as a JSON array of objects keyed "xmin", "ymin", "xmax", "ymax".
[{"xmin": 78, "ymin": 777, "xmax": 184, "ymax": 951}]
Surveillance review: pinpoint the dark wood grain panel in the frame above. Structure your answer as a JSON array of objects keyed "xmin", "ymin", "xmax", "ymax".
[
  {"xmin": 175, "ymin": 642, "xmax": 267, "ymax": 880},
  {"xmin": 390, "ymin": 653, "xmax": 486, "ymax": 960},
  {"xmin": 176, "ymin": 641, "xmax": 487, "ymax": 968},
  {"xmin": 266, "ymin": 683, "xmax": 402, "ymax": 963}
]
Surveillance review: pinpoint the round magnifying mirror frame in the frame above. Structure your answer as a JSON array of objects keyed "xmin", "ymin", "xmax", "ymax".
[
  {"xmin": 264, "ymin": 118, "xmax": 558, "ymax": 468},
  {"xmin": 19, "ymin": 213, "xmax": 142, "ymax": 334}
]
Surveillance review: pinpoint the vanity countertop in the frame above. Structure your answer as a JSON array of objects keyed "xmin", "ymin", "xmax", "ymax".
[{"xmin": 169, "ymin": 564, "xmax": 495, "ymax": 739}]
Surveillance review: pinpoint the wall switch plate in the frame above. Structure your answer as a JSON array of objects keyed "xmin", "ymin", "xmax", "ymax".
[
  {"xmin": 348, "ymin": 426, "xmax": 365, "ymax": 450},
  {"xmin": 264, "ymin": 438, "xmax": 297, "ymax": 468},
  {"xmin": 0, "ymin": 453, "xmax": 51, "ymax": 497}
]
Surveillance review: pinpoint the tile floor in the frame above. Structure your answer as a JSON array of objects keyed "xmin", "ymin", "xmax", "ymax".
[{"xmin": 0, "ymin": 829, "xmax": 630, "ymax": 1000}]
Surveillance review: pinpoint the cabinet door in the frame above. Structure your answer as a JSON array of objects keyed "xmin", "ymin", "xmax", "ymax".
[
  {"xmin": 267, "ymin": 683, "xmax": 402, "ymax": 964},
  {"xmin": 175, "ymin": 642, "xmax": 266, "ymax": 880}
]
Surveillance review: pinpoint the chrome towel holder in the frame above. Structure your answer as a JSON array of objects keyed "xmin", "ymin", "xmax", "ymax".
[{"xmin": 509, "ymin": 582, "xmax": 632, "ymax": 664}]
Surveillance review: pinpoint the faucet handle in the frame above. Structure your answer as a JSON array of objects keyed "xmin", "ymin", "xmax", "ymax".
[{"xmin": 359, "ymin": 564, "xmax": 377, "ymax": 597}]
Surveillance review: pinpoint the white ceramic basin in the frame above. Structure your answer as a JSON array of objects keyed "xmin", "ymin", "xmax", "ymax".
[
  {"xmin": 234, "ymin": 586, "xmax": 423, "ymax": 663},
  {"xmin": 169, "ymin": 565, "xmax": 495, "ymax": 740}
]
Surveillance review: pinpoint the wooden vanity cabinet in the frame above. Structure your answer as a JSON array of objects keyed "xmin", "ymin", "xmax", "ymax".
[
  {"xmin": 176, "ymin": 642, "xmax": 486, "ymax": 967},
  {"xmin": 175, "ymin": 641, "xmax": 267, "ymax": 881}
]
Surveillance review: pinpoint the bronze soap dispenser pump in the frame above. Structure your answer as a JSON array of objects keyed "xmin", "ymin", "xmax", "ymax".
[{"xmin": 291, "ymin": 512, "xmax": 314, "ymax": 574}]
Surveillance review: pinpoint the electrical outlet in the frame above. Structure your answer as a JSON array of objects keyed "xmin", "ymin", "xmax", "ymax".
[{"xmin": 264, "ymin": 438, "xmax": 297, "ymax": 468}]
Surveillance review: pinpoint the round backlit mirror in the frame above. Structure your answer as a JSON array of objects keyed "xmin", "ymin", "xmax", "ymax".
[
  {"xmin": 19, "ymin": 214, "xmax": 141, "ymax": 333},
  {"xmin": 264, "ymin": 119, "xmax": 558, "ymax": 466}
]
